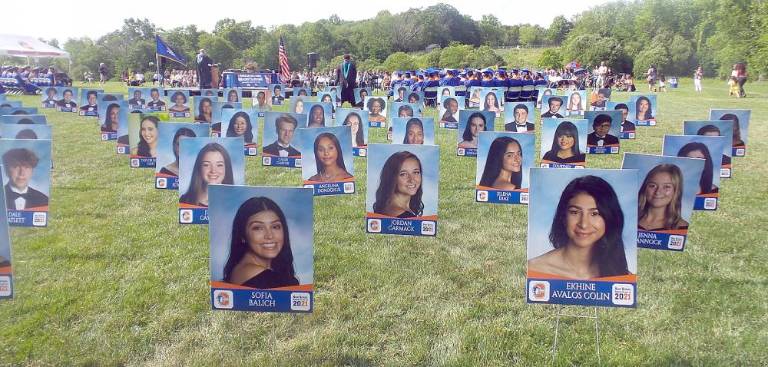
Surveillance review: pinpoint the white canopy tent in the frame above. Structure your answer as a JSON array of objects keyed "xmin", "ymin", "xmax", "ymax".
[{"xmin": 0, "ymin": 34, "xmax": 69, "ymax": 59}]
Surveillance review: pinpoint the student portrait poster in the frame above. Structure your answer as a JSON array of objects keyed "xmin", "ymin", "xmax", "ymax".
[
  {"xmin": 539, "ymin": 118, "xmax": 588, "ymax": 168},
  {"xmin": 56, "ymin": 87, "xmax": 79, "ymax": 113},
  {"xmin": 628, "ymin": 94, "xmax": 657, "ymax": 126},
  {"xmin": 98, "ymin": 100, "xmax": 127, "ymax": 141},
  {"xmin": 336, "ymin": 108, "xmax": 369, "ymax": 157},
  {"xmin": 540, "ymin": 95, "xmax": 567, "ymax": 119},
  {"xmin": 303, "ymin": 102, "xmax": 334, "ymax": 128},
  {"xmin": 261, "ymin": 112, "xmax": 307, "ymax": 168},
  {"xmin": 155, "ymin": 123, "xmax": 210, "ymax": 190},
  {"xmin": 221, "ymin": 109, "xmax": 259, "ymax": 156},
  {"xmin": 364, "ymin": 97, "xmax": 387, "ymax": 128},
  {"xmin": 293, "ymin": 87, "xmax": 312, "ymax": 100},
  {"xmin": 353, "ymin": 87, "xmax": 371, "ymax": 106},
  {"xmin": 390, "ymin": 102, "xmax": 423, "ymax": 119},
  {"xmin": 251, "ymin": 89, "xmax": 272, "ymax": 118},
  {"xmin": 296, "ymin": 126, "xmax": 355, "ymax": 196},
  {"xmin": 0, "ymin": 184, "xmax": 12, "ymax": 298},
  {"xmin": 585, "ymin": 110, "xmax": 622, "ymax": 154},
  {"xmin": 527, "ymin": 168, "xmax": 638, "ymax": 308},
  {"xmin": 606, "ymin": 101, "xmax": 636, "ymax": 139},
  {"xmin": 165, "ymin": 90, "xmax": 192, "ymax": 119},
  {"xmin": 0, "ymin": 115, "xmax": 47, "ymax": 125},
  {"xmin": 211, "ymin": 101, "xmax": 243, "ymax": 137},
  {"xmin": 144, "ymin": 87, "xmax": 166, "ymax": 112},
  {"xmin": 438, "ymin": 96, "xmax": 463, "ymax": 129},
  {"xmin": 535, "ymin": 87, "xmax": 555, "ymax": 109},
  {"xmin": 621, "ymin": 153, "xmax": 704, "ymax": 251},
  {"xmin": 222, "ymin": 88, "xmax": 242, "ymax": 104},
  {"xmin": 438, "ymin": 86, "xmax": 455, "ymax": 98},
  {"xmin": 662, "ymin": 135, "xmax": 728, "ymax": 211},
  {"xmin": 128, "ymin": 113, "xmax": 170, "ymax": 168},
  {"xmin": 178, "ymin": 137, "xmax": 245, "ymax": 225},
  {"xmin": 365, "ymin": 144, "xmax": 439, "ymax": 237},
  {"xmin": 78, "ymin": 88, "xmax": 103, "ymax": 117},
  {"xmin": 290, "ymin": 96, "xmax": 310, "ymax": 115},
  {"xmin": 99, "ymin": 93, "xmax": 124, "ymax": 103},
  {"xmin": 40, "ymin": 86, "xmax": 60, "ymax": 109},
  {"xmin": 457, "ymin": 110, "xmax": 495, "ymax": 157},
  {"xmin": 392, "ymin": 117, "xmax": 435, "ymax": 146},
  {"xmin": 0, "ymin": 139, "xmax": 52, "ymax": 227},
  {"xmin": 683, "ymin": 120, "xmax": 734, "ymax": 178},
  {"xmin": 209, "ymin": 185, "xmax": 314, "ymax": 313},
  {"xmin": 127, "ymin": 87, "xmax": 152, "ymax": 109},
  {"xmin": 116, "ymin": 106, "xmax": 136, "ymax": 155},
  {"xmin": 564, "ymin": 90, "xmax": 587, "ymax": 117},
  {"xmin": 502, "ymin": 102, "xmax": 536, "ymax": 133},
  {"xmin": 0, "ymin": 107, "xmax": 37, "ymax": 116},
  {"xmin": 475, "ymin": 131, "xmax": 535, "ymax": 205},
  {"xmin": 317, "ymin": 91, "xmax": 337, "ymax": 108},
  {"xmin": 269, "ymin": 84, "xmax": 285, "ymax": 105},
  {"xmin": 0, "ymin": 124, "xmax": 52, "ymax": 141},
  {"xmin": 708, "ymin": 109, "xmax": 750, "ymax": 157}
]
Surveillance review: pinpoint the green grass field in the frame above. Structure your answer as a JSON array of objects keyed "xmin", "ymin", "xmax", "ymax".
[{"xmin": 1, "ymin": 78, "xmax": 766, "ymax": 366}]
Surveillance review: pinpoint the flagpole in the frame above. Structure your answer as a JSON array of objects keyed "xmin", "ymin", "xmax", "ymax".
[{"xmin": 156, "ymin": 53, "xmax": 161, "ymax": 87}]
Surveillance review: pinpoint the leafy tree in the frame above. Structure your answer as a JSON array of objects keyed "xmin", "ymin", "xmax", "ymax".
[
  {"xmin": 547, "ymin": 16, "xmax": 573, "ymax": 45},
  {"xmin": 465, "ymin": 46, "xmax": 502, "ymax": 68},
  {"xmin": 382, "ymin": 52, "xmax": 416, "ymax": 71},
  {"xmin": 438, "ymin": 44, "xmax": 472, "ymax": 68},
  {"xmin": 198, "ymin": 34, "xmax": 237, "ymax": 70},
  {"xmin": 537, "ymin": 48, "xmax": 564, "ymax": 69},
  {"xmin": 479, "ymin": 15, "xmax": 505, "ymax": 46}
]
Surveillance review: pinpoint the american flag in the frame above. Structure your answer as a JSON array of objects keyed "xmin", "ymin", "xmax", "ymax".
[{"xmin": 278, "ymin": 36, "xmax": 291, "ymax": 83}]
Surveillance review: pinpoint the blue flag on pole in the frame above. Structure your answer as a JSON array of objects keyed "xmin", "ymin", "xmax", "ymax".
[{"xmin": 155, "ymin": 35, "xmax": 186, "ymax": 65}]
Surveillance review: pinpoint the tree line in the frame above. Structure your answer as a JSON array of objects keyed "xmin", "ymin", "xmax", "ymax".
[{"xmin": 26, "ymin": 0, "xmax": 768, "ymax": 80}]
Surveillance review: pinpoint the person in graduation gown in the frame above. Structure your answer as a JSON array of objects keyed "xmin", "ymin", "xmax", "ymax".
[{"xmin": 335, "ymin": 54, "xmax": 357, "ymax": 107}]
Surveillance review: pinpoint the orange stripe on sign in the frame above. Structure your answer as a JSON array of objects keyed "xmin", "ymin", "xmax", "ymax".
[
  {"xmin": 0, "ymin": 266, "xmax": 12, "ymax": 272},
  {"xmin": 697, "ymin": 192, "xmax": 719, "ymax": 198},
  {"xmin": 527, "ymin": 270, "xmax": 637, "ymax": 282},
  {"xmin": 209, "ymin": 281, "xmax": 313, "ymax": 291},
  {"xmin": 155, "ymin": 173, "xmax": 177, "ymax": 178},
  {"xmin": 179, "ymin": 203, "xmax": 207, "ymax": 209},
  {"xmin": 646, "ymin": 229, "xmax": 688, "ymax": 235},
  {"xmin": 21, "ymin": 206, "xmax": 48, "ymax": 211}
]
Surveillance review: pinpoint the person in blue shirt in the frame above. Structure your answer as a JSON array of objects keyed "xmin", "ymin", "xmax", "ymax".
[
  {"xmin": 495, "ymin": 69, "xmax": 510, "ymax": 88},
  {"xmin": 424, "ymin": 70, "xmax": 440, "ymax": 89},
  {"xmin": 480, "ymin": 69, "xmax": 495, "ymax": 87}
]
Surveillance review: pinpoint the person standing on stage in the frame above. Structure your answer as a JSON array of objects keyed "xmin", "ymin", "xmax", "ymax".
[
  {"xmin": 196, "ymin": 49, "xmax": 213, "ymax": 89},
  {"xmin": 335, "ymin": 54, "xmax": 357, "ymax": 107}
]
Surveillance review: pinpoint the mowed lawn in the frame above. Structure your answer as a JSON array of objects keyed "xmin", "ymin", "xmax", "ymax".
[{"xmin": 1, "ymin": 79, "xmax": 766, "ymax": 366}]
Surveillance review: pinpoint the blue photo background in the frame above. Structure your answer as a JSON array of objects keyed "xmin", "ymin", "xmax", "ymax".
[
  {"xmin": 165, "ymin": 90, "xmax": 191, "ymax": 113},
  {"xmin": 365, "ymin": 144, "xmax": 440, "ymax": 216},
  {"xmin": 295, "ymin": 126, "xmax": 354, "ymax": 181},
  {"xmin": 683, "ymin": 120, "xmax": 733, "ymax": 154},
  {"xmin": 709, "ymin": 109, "xmax": 750, "ymax": 146},
  {"xmin": 0, "ymin": 180, "xmax": 10, "ymax": 260},
  {"xmin": 0, "ymin": 115, "xmax": 47, "ymax": 125},
  {"xmin": 222, "ymin": 88, "xmax": 242, "ymax": 104},
  {"xmin": 390, "ymin": 102, "xmax": 423, "ymax": 118},
  {"xmin": 527, "ymin": 168, "xmax": 638, "ymax": 274},
  {"xmin": 540, "ymin": 118, "xmax": 589, "ymax": 158},
  {"xmin": 0, "ymin": 124, "xmax": 52, "ymax": 140},
  {"xmin": 662, "ymin": 135, "xmax": 728, "ymax": 190},
  {"xmin": 628, "ymin": 94, "xmax": 657, "ymax": 123},
  {"xmin": 335, "ymin": 108, "xmax": 369, "ymax": 146},
  {"xmin": 458, "ymin": 110, "xmax": 496, "ymax": 144},
  {"xmin": 503, "ymin": 102, "xmax": 536, "ymax": 126},
  {"xmin": 564, "ymin": 90, "xmax": 587, "ymax": 116},
  {"xmin": 208, "ymin": 185, "xmax": 314, "ymax": 284},
  {"xmin": 78, "ymin": 88, "xmax": 103, "ymax": 107},
  {"xmin": 585, "ymin": 110, "xmax": 622, "ymax": 139},
  {"xmin": 303, "ymin": 102, "xmax": 334, "ymax": 127},
  {"xmin": 621, "ymin": 153, "xmax": 705, "ymax": 223},
  {"xmin": 98, "ymin": 100, "xmax": 127, "ymax": 132},
  {"xmin": 439, "ymin": 96, "xmax": 463, "ymax": 122},
  {"xmin": 178, "ymin": 137, "xmax": 245, "ymax": 196},
  {"xmin": 220, "ymin": 109, "xmax": 258, "ymax": 144},
  {"xmin": 156, "ymin": 123, "xmax": 211, "ymax": 174},
  {"xmin": 391, "ymin": 117, "xmax": 436, "ymax": 145},
  {"xmin": 475, "ymin": 132, "xmax": 535, "ymax": 188},
  {"xmin": 541, "ymin": 95, "xmax": 567, "ymax": 117},
  {"xmin": 0, "ymin": 139, "xmax": 52, "ymax": 198},
  {"xmin": 353, "ymin": 88, "xmax": 372, "ymax": 104}
]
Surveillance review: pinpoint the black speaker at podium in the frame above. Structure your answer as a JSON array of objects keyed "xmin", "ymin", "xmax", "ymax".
[{"xmin": 307, "ymin": 52, "xmax": 318, "ymax": 69}]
